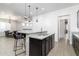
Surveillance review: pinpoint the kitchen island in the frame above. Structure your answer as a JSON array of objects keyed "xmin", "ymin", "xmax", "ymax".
[
  {"xmin": 18, "ymin": 31, "xmax": 55, "ymax": 56},
  {"xmin": 29, "ymin": 33, "xmax": 55, "ymax": 56}
]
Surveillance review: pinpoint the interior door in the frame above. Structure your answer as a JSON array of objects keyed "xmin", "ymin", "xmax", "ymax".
[{"xmin": 59, "ymin": 20, "xmax": 65, "ymax": 39}]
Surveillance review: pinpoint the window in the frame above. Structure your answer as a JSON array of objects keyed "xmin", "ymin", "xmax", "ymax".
[{"xmin": 0, "ymin": 22, "xmax": 11, "ymax": 32}]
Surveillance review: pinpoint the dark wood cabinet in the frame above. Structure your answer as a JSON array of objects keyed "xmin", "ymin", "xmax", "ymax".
[
  {"xmin": 29, "ymin": 34, "xmax": 55, "ymax": 56},
  {"xmin": 72, "ymin": 34, "xmax": 79, "ymax": 56}
]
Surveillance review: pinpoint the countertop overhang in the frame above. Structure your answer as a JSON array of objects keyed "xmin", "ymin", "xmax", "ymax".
[
  {"xmin": 18, "ymin": 31, "xmax": 47, "ymax": 34},
  {"xmin": 73, "ymin": 32, "xmax": 79, "ymax": 38},
  {"xmin": 29, "ymin": 33, "xmax": 54, "ymax": 40},
  {"xmin": 18, "ymin": 30, "xmax": 54, "ymax": 40}
]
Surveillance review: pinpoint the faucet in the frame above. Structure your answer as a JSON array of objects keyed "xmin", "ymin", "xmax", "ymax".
[{"xmin": 41, "ymin": 27, "xmax": 43, "ymax": 33}]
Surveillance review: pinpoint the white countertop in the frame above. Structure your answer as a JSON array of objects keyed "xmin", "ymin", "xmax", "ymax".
[
  {"xmin": 73, "ymin": 33, "xmax": 79, "ymax": 38},
  {"xmin": 18, "ymin": 30, "xmax": 47, "ymax": 34},
  {"xmin": 18, "ymin": 31, "xmax": 38, "ymax": 34},
  {"xmin": 29, "ymin": 33, "xmax": 54, "ymax": 40},
  {"xmin": 25, "ymin": 32, "xmax": 55, "ymax": 55},
  {"xmin": 18, "ymin": 30, "xmax": 54, "ymax": 40},
  {"xmin": 18, "ymin": 30, "xmax": 39, "ymax": 34}
]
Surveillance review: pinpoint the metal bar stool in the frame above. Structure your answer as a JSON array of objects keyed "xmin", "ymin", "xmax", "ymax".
[{"xmin": 13, "ymin": 31, "xmax": 26, "ymax": 56}]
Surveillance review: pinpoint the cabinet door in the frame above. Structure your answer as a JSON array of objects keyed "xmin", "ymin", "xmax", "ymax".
[
  {"xmin": 72, "ymin": 35, "xmax": 79, "ymax": 56},
  {"xmin": 72, "ymin": 35, "xmax": 75, "ymax": 49},
  {"xmin": 76, "ymin": 40, "xmax": 79, "ymax": 50},
  {"xmin": 46, "ymin": 37, "xmax": 49, "ymax": 55},
  {"xmin": 75, "ymin": 39, "xmax": 79, "ymax": 56},
  {"xmin": 49, "ymin": 36, "xmax": 52, "ymax": 50},
  {"xmin": 42, "ymin": 39, "xmax": 46, "ymax": 56},
  {"xmin": 29, "ymin": 38, "xmax": 42, "ymax": 56},
  {"xmin": 49, "ymin": 35, "xmax": 52, "ymax": 50},
  {"xmin": 52, "ymin": 34, "xmax": 54, "ymax": 48},
  {"xmin": 45, "ymin": 34, "xmax": 55, "ymax": 55},
  {"xmin": 77, "ymin": 10, "xmax": 79, "ymax": 28}
]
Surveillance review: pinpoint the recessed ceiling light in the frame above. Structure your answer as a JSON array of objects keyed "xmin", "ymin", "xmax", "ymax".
[
  {"xmin": 22, "ymin": 23, "xmax": 25, "ymax": 26},
  {"xmin": 30, "ymin": 12, "xmax": 33, "ymax": 15},
  {"xmin": 41, "ymin": 8, "xmax": 45, "ymax": 11},
  {"xmin": 26, "ymin": 23, "xmax": 29, "ymax": 26}
]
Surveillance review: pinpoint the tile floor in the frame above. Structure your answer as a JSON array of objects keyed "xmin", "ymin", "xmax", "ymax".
[{"xmin": 0, "ymin": 37, "xmax": 76, "ymax": 56}]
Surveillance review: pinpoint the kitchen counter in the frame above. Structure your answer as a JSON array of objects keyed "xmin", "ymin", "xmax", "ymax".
[
  {"xmin": 25, "ymin": 32, "xmax": 55, "ymax": 56},
  {"xmin": 18, "ymin": 30, "xmax": 55, "ymax": 56},
  {"xmin": 29, "ymin": 33, "xmax": 55, "ymax": 56},
  {"xmin": 29, "ymin": 33, "xmax": 53, "ymax": 40},
  {"xmin": 72, "ymin": 33, "xmax": 79, "ymax": 55},
  {"xmin": 18, "ymin": 30, "xmax": 48, "ymax": 34},
  {"xmin": 73, "ymin": 32, "xmax": 79, "ymax": 39},
  {"xmin": 18, "ymin": 30, "xmax": 54, "ymax": 39}
]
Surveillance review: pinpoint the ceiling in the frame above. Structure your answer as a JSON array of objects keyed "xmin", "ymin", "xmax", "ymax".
[{"xmin": 0, "ymin": 3, "xmax": 79, "ymax": 17}]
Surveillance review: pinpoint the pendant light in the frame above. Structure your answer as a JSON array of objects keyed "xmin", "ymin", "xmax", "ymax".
[
  {"xmin": 36, "ymin": 7, "xmax": 39, "ymax": 22},
  {"xmin": 24, "ymin": 3, "xmax": 39, "ymax": 23},
  {"xmin": 24, "ymin": 3, "xmax": 27, "ymax": 20},
  {"xmin": 24, "ymin": 3, "xmax": 32, "ymax": 22},
  {"xmin": 28, "ymin": 4, "xmax": 31, "ymax": 22},
  {"xmin": 9, "ymin": 16, "xmax": 11, "ymax": 23}
]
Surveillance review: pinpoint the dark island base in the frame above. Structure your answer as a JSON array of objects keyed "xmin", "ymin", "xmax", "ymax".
[{"xmin": 29, "ymin": 34, "xmax": 55, "ymax": 56}]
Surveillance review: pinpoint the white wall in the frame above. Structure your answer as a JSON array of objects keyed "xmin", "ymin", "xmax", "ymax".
[{"xmin": 10, "ymin": 20, "xmax": 17, "ymax": 31}]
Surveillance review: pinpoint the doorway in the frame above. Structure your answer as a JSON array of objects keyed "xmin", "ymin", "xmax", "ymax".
[{"xmin": 58, "ymin": 15, "xmax": 70, "ymax": 43}]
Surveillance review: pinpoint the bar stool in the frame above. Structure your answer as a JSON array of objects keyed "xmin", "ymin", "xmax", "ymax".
[{"xmin": 13, "ymin": 31, "xmax": 26, "ymax": 56}]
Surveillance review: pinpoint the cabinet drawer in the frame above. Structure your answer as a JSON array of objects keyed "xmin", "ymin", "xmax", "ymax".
[{"xmin": 42, "ymin": 39, "xmax": 46, "ymax": 56}]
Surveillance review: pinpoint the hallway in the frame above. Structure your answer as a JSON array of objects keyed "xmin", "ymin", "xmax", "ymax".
[{"xmin": 48, "ymin": 39, "xmax": 76, "ymax": 56}]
